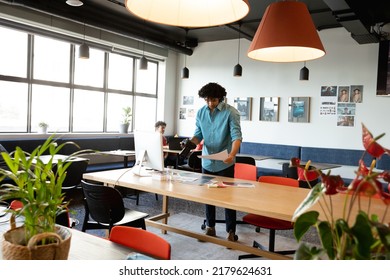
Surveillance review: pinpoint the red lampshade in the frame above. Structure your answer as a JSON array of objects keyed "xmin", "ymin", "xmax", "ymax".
[{"xmin": 248, "ymin": 1, "xmax": 325, "ymax": 62}]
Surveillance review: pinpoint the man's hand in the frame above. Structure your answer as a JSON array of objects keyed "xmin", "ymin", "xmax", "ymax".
[{"xmin": 223, "ymin": 154, "xmax": 235, "ymax": 164}]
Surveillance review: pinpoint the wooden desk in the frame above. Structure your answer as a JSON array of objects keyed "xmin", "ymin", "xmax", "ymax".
[
  {"xmin": 82, "ymin": 168, "xmax": 389, "ymax": 259},
  {"xmin": 100, "ymin": 150, "xmax": 136, "ymax": 168},
  {"xmin": 0, "ymin": 220, "xmax": 132, "ymax": 260}
]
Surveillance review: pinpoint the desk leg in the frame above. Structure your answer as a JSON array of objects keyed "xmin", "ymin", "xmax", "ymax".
[
  {"xmin": 124, "ymin": 156, "xmax": 128, "ymax": 168},
  {"xmin": 162, "ymin": 195, "xmax": 169, "ymax": 234}
]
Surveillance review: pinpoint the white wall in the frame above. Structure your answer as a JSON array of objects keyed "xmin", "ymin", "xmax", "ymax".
[{"xmin": 174, "ymin": 28, "xmax": 390, "ymax": 150}]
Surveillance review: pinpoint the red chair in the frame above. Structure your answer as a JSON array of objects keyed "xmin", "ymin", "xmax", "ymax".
[
  {"xmin": 109, "ymin": 226, "xmax": 171, "ymax": 260},
  {"xmin": 234, "ymin": 163, "xmax": 257, "ymax": 181},
  {"xmin": 239, "ymin": 176, "xmax": 299, "ymax": 259}
]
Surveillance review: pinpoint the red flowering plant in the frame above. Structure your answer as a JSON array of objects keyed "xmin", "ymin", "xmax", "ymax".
[{"xmin": 292, "ymin": 123, "xmax": 390, "ymax": 260}]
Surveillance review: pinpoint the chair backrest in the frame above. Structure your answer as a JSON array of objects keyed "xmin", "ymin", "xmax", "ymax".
[
  {"xmin": 81, "ymin": 180, "xmax": 125, "ymax": 226},
  {"xmin": 234, "ymin": 163, "xmax": 257, "ymax": 181},
  {"xmin": 188, "ymin": 150, "xmax": 202, "ymax": 170},
  {"xmin": 109, "ymin": 226, "xmax": 171, "ymax": 260},
  {"xmin": 236, "ymin": 156, "xmax": 256, "ymax": 165},
  {"xmin": 62, "ymin": 159, "xmax": 89, "ymax": 189},
  {"xmin": 258, "ymin": 176, "xmax": 299, "ymax": 188}
]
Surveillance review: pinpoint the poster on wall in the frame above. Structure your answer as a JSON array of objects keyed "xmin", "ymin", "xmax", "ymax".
[
  {"xmin": 288, "ymin": 97, "xmax": 310, "ymax": 123},
  {"xmin": 319, "ymin": 85, "xmax": 337, "ymax": 116},
  {"xmin": 259, "ymin": 97, "xmax": 279, "ymax": 122},
  {"xmin": 183, "ymin": 96, "xmax": 194, "ymax": 105},
  {"xmin": 179, "ymin": 108, "xmax": 186, "ymax": 120},
  {"xmin": 350, "ymin": 85, "xmax": 363, "ymax": 103},
  {"xmin": 233, "ymin": 97, "xmax": 252, "ymax": 121}
]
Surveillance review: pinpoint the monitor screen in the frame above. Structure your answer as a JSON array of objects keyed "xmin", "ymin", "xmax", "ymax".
[{"xmin": 133, "ymin": 130, "xmax": 165, "ymax": 176}]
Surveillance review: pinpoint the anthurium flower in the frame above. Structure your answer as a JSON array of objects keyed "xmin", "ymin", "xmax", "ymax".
[
  {"xmin": 350, "ymin": 178, "xmax": 382, "ymax": 197},
  {"xmin": 362, "ymin": 123, "xmax": 390, "ymax": 158},
  {"xmin": 321, "ymin": 174, "xmax": 346, "ymax": 195},
  {"xmin": 290, "ymin": 157, "xmax": 301, "ymax": 167}
]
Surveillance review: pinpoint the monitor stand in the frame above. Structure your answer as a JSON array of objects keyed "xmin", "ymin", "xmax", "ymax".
[
  {"xmin": 131, "ymin": 149, "xmax": 152, "ymax": 177},
  {"xmin": 131, "ymin": 164, "xmax": 152, "ymax": 177}
]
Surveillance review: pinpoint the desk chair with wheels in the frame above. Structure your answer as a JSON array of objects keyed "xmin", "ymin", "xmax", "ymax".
[
  {"xmin": 61, "ymin": 159, "xmax": 89, "ymax": 191},
  {"xmin": 109, "ymin": 225, "xmax": 171, "ymax": 260},
  {"xmin": 177, "ymin": 150, "xmax": 202, "ymax": 173},
  {"xmin": 81, "ymin": 180, "xmax": 149, "ymax": 233},
  {"xmin": 239, "ymin": 176, "xmax": 299, "ymax": 260}
]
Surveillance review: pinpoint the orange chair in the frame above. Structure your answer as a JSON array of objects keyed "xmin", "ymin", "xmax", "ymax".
[
  {"xmin": 109, "ymin": 226, "xmax": 171, "ymax": 260},
  {"xmin": 234, "ymin": 162, "xmax": 257, "ymax": 181},
  {"xmin": 201, "ymin": 161, "xmax": 257, "ymax": 230},
  {"xmin": 239, "ymin": 176, "xmax": 299, "ymax": 259}
]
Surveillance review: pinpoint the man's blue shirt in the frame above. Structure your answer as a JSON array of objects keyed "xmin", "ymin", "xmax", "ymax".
[{"xmin": 194, "ymin": 102, "xmax": 242, "ymax": 172}]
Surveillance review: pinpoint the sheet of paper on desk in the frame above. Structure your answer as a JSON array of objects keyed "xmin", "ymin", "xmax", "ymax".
[{"xmin": 198, "ymin": 149, "xmax": 228, "ymax": 161}]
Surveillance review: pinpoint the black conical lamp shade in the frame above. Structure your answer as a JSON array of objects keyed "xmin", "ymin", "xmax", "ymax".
[
  {"xmin": 233, "ymin": 63, "xmax": 242, "ymax": 77},
  {"xmin": 299, "ymin": 66, "xmax": 309, "ymax": 80},
  {"xmin": 181, "ymin": 67, "xmax": 189, "ymax": 79},
  {"xmin": 139, "ymin": 55, "xmax": 148, "ymax": 70},
  {"xmin": 79, "ymin": 43, "xmax": 89, "ymax": 59}
]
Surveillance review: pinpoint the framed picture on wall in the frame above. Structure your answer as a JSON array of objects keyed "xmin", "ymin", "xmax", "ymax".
[
  {"xmin": 288, "ymin": 97, "xmax": 310, "ymax": 123},
  {"xmin": 259, "ymin": 97, "xmax": 279, "ymax": 122},
  {"xmin": 233, "ymin": 97, "xmax": 252, "ymax": 121}
]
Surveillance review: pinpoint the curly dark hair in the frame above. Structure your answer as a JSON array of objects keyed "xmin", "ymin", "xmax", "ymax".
[
  {"xmin": 155, "ymin": 121, "xmax": 166, "ymax": 129},
  {"xmin": 198, "ymin": 82, "xmax": 226, "ymax": 102}
]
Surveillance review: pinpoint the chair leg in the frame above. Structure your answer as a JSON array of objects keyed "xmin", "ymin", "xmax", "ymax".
[{"xmin": 155, "ymin": 194, "xmax": 158, "ymax": 201}]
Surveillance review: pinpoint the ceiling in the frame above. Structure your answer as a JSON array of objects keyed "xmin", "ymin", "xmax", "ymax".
[{"xmin": 1, "ymin": 0, "xmax": 390, "ymax": 55}]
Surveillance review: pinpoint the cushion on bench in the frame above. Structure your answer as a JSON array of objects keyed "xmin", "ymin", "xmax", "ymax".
[
  {"xmin": 240, "ymin": 142, "xmax": 301, "ymax": 160},
  {"xmin": 300, "ymin": 147, "xmax": 374, "ymax": 167}
]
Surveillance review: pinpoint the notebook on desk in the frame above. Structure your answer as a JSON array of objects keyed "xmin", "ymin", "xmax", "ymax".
[{"xmin": 168, "ymin": 138, "xmax": 183, "ymax": 150}]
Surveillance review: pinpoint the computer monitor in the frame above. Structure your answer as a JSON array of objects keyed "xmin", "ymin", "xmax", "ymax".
[{"xmin": 132, "ymin": 130, "xmax": 165, "ymax": 176}]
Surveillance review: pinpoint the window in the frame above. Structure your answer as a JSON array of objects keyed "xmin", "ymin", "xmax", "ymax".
[
  {"xmin": 0, "ymin": 25, "xmax": 161, "ymax": 133},
  {"xmin": 135, "ymin": 59, "xmax": 158, "ymax": 94},
  {"xmin": 33, "ymin": 36, "xmax": 70, "ymax": 83},
  {"xmin": 74, "ymin": 47, "xmax": 105, "ymax": 87},
  {"xmin": 73, "ymin": 89, "xmax": 104, "ymax": 132},
  {"xmin": 31, "ymin": 85, "xmax": 70, "ymax": 132},
  {"xmin": 108, "ymin": 53, "xmax": 133, "ymax": 90},
  {"xmin": 106, "ymin": 93, "xmax": 133, "ymax": 132},
  {"xmin": 0, "ymin": 81, "xmax": 28, "ymax": 132},
  {"xmin": 0, "ymin": 26, "xmax": 28, "ymax": 78}
]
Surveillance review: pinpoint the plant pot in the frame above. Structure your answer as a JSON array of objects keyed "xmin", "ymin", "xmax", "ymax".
[
  {"xmin": 2, "ymin": 225, "xmax": 72, "ymax": 260},
  {"xmin": 119, "ymin": 123, "xmax": 129, "ymax": 134},
  {"xmin": 38, "ymin": 127, "xmax": 47, "ymax": 134}
]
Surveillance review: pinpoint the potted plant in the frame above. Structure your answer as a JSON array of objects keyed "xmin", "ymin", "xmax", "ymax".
[
  {"xmin": 119, "ymin": 106, "xmax": 132, "ymax": 134},
  {"xmin": 38, "ymin": 121, "xmax": 48, "ymax": 134},
  {"xmin": 292, "ymin": 123, "xmax": 390, "ymax": 260},
  {"xmin": 0, "ymin": 135, "xmax": 90, "ymax": 259}
]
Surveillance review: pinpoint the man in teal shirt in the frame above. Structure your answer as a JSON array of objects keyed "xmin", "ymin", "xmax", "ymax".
[{"xmin": 184, "ymin": 82, "xmax": 242, "ymax": 241}]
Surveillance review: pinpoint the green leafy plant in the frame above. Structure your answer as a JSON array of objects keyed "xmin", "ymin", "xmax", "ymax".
[
  {"xmin": 38, "ymin": 121, "xmax": 48, "ymax": 128},
  {"xmin": 0, "ymin": 135, "xmax": 90, "ymax": 244},
  {"xmin": 121, "ymin": 106, "xmax": 132, "ymax": 124},
  {"xmin": 292, "ymin": 123, "xmax": 390, "ymax": 260}
]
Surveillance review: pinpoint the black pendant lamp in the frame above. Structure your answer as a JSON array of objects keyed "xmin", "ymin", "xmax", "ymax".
[
  {"xmin": 233, "ymin": 24, "xmax": 242, "ymax": 77},
  {"xmin": 182, "ymin": 55, "xmax": 189, "ymax": 79},
  {"xmin": 299, "ymin": 62, "xmax": 309, "ymax": 81},
  {"xmin": 79, "ymin": 23, "xmax": 89, "ymax": 59}
]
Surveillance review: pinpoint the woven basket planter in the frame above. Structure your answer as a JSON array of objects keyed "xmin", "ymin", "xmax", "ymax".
[{"xmin": 2, "ymin": 225, "xmax": 71, "ymax": 260}]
